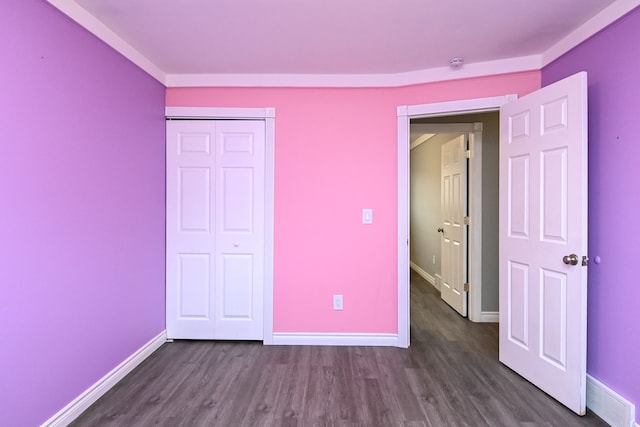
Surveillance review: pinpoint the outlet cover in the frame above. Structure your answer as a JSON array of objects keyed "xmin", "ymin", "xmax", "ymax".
[{"xmin": 333, "ymin": 294, "xmax": 344, "ymax": 311}]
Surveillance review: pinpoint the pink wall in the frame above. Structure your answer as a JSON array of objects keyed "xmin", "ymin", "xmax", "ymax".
[{"xmin": 167, "ymin": 71, "xmax": 540, "ymax": 333}]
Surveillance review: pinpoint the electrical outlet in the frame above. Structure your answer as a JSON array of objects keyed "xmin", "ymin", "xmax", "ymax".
[
  {"xmin": 432, "ymin": 255, "xmax": 436, "ymax": 264},
  {"xmin": 333, "ymin": 294, "xmax": 344, "ymax": 311}
]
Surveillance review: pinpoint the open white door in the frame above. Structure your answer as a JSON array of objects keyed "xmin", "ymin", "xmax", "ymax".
[
  {"xmin": 499, "ymin": 72, "xmax": 588, "ymax": 414},
  {"xmin": 440, "ymin": 135, "xmax": 468, "ymax": 316}
]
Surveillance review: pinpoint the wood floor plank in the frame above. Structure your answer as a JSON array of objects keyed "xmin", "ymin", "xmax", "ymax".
[
  {"xmin": 70, "ymin": 271, "xmax": 607, "ymax": 427},
  {"xmin": 271, "ymin": 348, "xmax": 311, "ymax": 426}
]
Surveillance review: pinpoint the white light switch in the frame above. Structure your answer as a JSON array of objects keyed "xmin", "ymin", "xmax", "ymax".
[{"xmin": 362, "ymin": 209, "xmax": 373, "ymax": 224}]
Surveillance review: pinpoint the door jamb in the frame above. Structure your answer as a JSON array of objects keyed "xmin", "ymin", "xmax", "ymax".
[
  {"xmin": 164, "ymin": 106, "xmax": 276, "ymax": 344},
  {"xmin": 396, "ymin": 95, "xmax": 516, "ymax": 348}
]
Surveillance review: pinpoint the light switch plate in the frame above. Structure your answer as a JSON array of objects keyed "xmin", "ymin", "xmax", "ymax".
[{"xmin": 362, "ymin": 209, "xmax": 373, "ymax": 224}]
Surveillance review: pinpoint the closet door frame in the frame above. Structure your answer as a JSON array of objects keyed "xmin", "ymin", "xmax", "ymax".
[{"xmin": 165, "ymin": 107, "xmax": 276, "ymax": 344}]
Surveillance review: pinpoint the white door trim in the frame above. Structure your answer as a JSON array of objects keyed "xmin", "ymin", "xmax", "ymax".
[
  {"xmin": 165, "ymin": 106, "xmax": 276, "ymax": 344},
  {"xmin": 397, "ymin": 95, "xmax": 516, "ymax": 348},
  {"xmin": 468, "ymin": 123, "xmax": 483, "ymax": 322},
  {"xmin": 165, "ymin": 107, "xmax": 276, "ymax": 120}
]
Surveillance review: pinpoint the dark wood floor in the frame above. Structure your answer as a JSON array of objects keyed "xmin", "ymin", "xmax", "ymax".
[{"xmin": 71, "ymin": 271, "xmax": 607, "ymax": 426}]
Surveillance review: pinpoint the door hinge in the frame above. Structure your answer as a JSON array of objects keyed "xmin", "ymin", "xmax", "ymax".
[
  {"xmin": 463, "ymin": 216, "xmax": 470, "ymax": 225},
  {"xmin": 464, "ymin": 283, "xmax": 469, "ymax": 292},
  {"xmin": 465, "ymin": 150, "xmax": 472, "ymax": 159}
]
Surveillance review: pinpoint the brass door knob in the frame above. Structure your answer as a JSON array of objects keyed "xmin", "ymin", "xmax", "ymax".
[{"xmin": 563, "ymin": 254, "xmax": 579, "ymax": 265}]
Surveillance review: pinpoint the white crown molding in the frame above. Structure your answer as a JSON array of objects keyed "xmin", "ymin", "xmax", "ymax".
[
  {"xmin": 542, "ymin": 0, "xmax": 640, "ymax": 67},
  {"xmin": 48, "ymin": 0, "xmax": 640, "ymax": 88},
  {"xmin": 164, "ymin": 55, "xmax": 541, "ymax": 88},
  {"xmin": 46, "ymin": 0, "xmax": 166, "ymax": 83}
]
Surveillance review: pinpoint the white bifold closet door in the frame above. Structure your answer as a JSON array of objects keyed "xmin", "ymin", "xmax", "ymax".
[{"xmin": 166, "ymin": 120, "xmax": 265, "ymax": 340}]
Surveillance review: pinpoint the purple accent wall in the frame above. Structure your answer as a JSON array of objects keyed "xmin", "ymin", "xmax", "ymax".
[
  {"xmin": 0, "ymin": 1, "xmax": 166, "ymax": 425},
  {"xmin": 543, "ymin": 7, "xmax": 640, "ymax": 422}
]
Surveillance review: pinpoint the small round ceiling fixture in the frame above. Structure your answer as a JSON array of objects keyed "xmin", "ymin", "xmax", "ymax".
[{"xmin": 449, "ymin": 57, "xmax": 464, "ymax": 69}]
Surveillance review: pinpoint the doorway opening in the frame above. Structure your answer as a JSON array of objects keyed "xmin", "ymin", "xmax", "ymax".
[
  {"xmin": 396, "ymin": 95, "xmax": 516, "ymax": 348},
  {"xmin": 409, "ymin": 114, "xmax": 499, "ymax": 323}
]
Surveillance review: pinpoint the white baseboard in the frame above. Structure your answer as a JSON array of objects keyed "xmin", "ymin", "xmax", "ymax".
[
  {"xmin": 271, "ymin": 332, "xmax": 399, "ymax": 347},
  {"xmin": 479, "ymin": 311, "xmax": 499, "ymax": 323},
  {"xmin": 434, "ymin": 274, "xmax": 442, "ymax": 291},
  {"xmin": 410, "ymin": 262, "xmax": 439, "ymax": 290},
  {"xmin": 587, "ymin": 374, "xmax": 636, "ymax": 427},
  {"xmin": 42, "ymin": 330, "xmax": 167, "ymax": 427}
]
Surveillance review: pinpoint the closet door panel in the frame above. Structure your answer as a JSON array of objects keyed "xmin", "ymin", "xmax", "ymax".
[
  {"xmin": 214, "ymin": 121, "xmax": 265, "ymax": 340},
  {"xmin": 166, "ymin": 121, "xmax": 216, "ymax": 339}
]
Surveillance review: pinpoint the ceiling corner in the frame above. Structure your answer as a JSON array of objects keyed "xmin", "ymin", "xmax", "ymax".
[
  {"xmin": 46, "ymin": 0, "xmax": 166, "ymax": 84},
  {"xmin": 541, "ymin": 0, "xmax": 640, "ymax": 67}
]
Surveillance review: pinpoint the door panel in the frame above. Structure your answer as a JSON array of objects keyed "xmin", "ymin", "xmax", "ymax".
[
  {"xmin": 214, "ymin": 121, "xmax": 265, "ymax": 339},
  {"xmin": 178, "ymin": 254, "xmax": 211, "ymax": 318},
  {"xmin": 221, "ymin": 254, "xmax": 254, "ymax": 317},
  {"xmin": 508, "ymin": 155, "xmax": 530, "ymax": 238},
  {"xmin": 440, "ymin": 135, "xmax": 468, "ymax": 316},
  {"xmin": 167, "ymin": 121, "xmax": 217, "ymax": 339},
  {"xmin": 507, "ymin": 261, "xmax": 529, "ymax": 347},
  {"xmin": 221, "ymin": 168, "xmax": 254, "ymax": 231},
  {"xmin": 179, "ymin": 167, "xmax": 211, "ymax": 231},
  {"xmin": 540, "ymin": 268, "xmax": 567, "ymax": 367},
  {"xmin": 541, "ymin": 148, "xmax": 568, "ymax": 242},
  {"xmin": 499, "ymin": 72, "xmax": 588, "ymax": 414}
]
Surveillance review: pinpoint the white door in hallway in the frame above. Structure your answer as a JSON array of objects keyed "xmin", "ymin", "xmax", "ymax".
[
  {"xmin": 166, "ymin": 120, "xmax": 265, "ymax": 340},
  {"xmin": 440, "ymin": 135, "xmax": 468, "ymax": 316},
  {"xmin": 499, "ymin": 72, "xmax": 588, "ymax": 414}
]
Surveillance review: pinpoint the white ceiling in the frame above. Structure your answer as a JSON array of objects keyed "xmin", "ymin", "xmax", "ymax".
[{"xmin": 47, "ymin": 0, "xmax": 638, "ymax": 86}]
